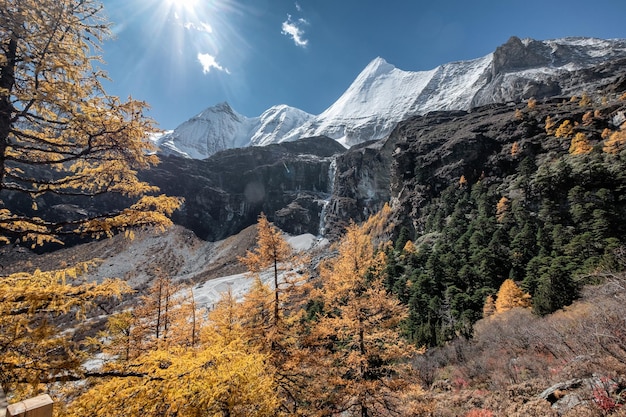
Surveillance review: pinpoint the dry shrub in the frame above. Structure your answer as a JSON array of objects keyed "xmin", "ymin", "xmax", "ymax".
[
  {"xmin": 503, "ymin": 399, "xmax": 558, "ymax": 417},
  {"xmin": 464, "ymin": 409, "xmax": 494, "ymax": 417}
]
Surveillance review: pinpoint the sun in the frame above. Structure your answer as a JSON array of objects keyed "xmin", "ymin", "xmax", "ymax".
[
  {"xmin": 165, "ymin": 0, "xmax": 198, "ymax": 9},
  {"xmin": 165, "ymin": 0, "xmax": 199, "ymax": 13}
]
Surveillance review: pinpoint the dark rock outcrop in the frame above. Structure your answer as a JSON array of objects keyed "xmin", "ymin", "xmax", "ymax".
[{"xmin": 140, "ymin": 136, "xmax": 345, "ymax": 240}]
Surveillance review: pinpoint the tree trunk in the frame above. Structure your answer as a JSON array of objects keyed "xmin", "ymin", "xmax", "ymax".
[
  {"xmin": 0, "ymin": 37, "xmax": 18, "ymax": 191},
  {"xmin": 274, "ymin": 254, "xmax": 279, "ymax": 326}
]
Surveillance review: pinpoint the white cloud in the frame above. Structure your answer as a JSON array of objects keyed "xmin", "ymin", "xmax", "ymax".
[
  {"xmin": 281, "ymin": 14, "xmax": 308, "ymax": 47},
  {"xmin": 197, "ymin": 53, "xmax": 230, "ymax": 74},
  {"xmin": 184, "ymin": 21, "xmax": 213, "ymax": 33},
  {"xmin": 295, "ymin": 2, "xmax": 302, "ymax": 12}
]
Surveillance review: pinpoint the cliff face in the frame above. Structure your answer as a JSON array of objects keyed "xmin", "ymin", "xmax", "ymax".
[
  {"xmin": 326, "ymin": 91, "xmax": 626, "ymax": 240},
  {"xmin": 140, "ymin": 136, "xmax": 345, "ymax": 240}
]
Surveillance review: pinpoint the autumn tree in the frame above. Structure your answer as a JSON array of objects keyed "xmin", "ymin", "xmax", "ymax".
[
  {"xmin": 603, "ymin": 130, "xmax": 626, "ymax": 154},
  {"xmin": 495, "ymin": 279, "xmax": 531, "ymax": 314},
  {"xmin": 569, "ymin": 132, "xmax": 592, "ymax": 155},
  {"xmin": 237, "ymin": 214, "xmax": 314, "ymax": 415},
  {"xmin": 579, "ymin": 92, "xmax": 592, "ymax": 106},
  {"xmin": 496, "ymin": 196, "xmax": 510, "ymax": 223},
  {"xmin": 239, "ymin": 213, "xmax": 294, "ymax": 327},
  {"xmin": 0, "ymin": 0, "xmax": 181, "ymax": 398},
  {"xmin": 0, "ymin": 262, "xmax": 132, "ymax": 396},
  {"xmin": 0, "ymin": 0, "xmax": 181, "ymax": 246},
  {"xmin": 555, "ymin": 120, "xmax": 575, "ymax": 138},
  {"xmin": 308, "ymin": 208, "xmax": 418, "ymax": 416},
  {"xmin": 483, "ymin": 294, "xmax": 496, "ymax": 318},
  {"xmin": 66, "ymin": 333, "xmax": 279, "ymax": 417},
  {"xmin": 545, "ymin": 115, "xmax": 556, "ymax": 135}
]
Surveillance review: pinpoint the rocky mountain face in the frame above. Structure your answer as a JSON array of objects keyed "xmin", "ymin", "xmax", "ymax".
[
  {"xmin": 157, "ymin": 37, "xmax": 626, "ymax": 158},
  {"xmin": 140, "ymin": 136, "xmax": 345, "ymax": 240}
]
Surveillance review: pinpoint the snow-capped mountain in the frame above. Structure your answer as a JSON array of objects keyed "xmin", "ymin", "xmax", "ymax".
[
  {"xmin": 156, "ymin": 103, "xmax": 313, "ymax": 159},
  {"xmin": 157, "ymin": 36, "xmax": 626, "ymax": 158},
  {"xmin": 280, "ymin": 54, "xmax": 493, "ymax": 146}
]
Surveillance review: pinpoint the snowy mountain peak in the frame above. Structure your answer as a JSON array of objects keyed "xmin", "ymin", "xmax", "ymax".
[
  {"xmin": 200, "ymin": 101, "xmax": 235, "ymax": 115},
  {"xmin": 157, "ymin": 36, "xmax": 626, "ymax": 158},
  {"xmin": 358, "ymin": 56, "xmax": 396, "ymax": 79},
  {"xmin": 249, "ymin": 105, "xmax": 314, "ymax": 147},
  {"xmin": 156, "ymin": 103, "xmax": 314, "ymax": 158}
]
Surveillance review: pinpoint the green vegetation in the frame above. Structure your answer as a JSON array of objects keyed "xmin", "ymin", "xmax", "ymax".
[{"xmin": 383, "ymin": 102, "xmax": 626, "ymax": 347}]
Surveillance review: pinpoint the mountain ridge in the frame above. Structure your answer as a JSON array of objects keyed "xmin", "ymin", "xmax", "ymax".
[{"xmin": 156, "ymin": 36, "xmax": 626, "ymax": 159}]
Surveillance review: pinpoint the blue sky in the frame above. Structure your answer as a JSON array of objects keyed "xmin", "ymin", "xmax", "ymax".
[{"xmin": 100, "ymin": 0, "xmax": 626, "ymax": 129}]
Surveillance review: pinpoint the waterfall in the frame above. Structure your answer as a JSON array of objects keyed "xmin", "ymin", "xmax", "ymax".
[{"xmin": 318, "ymin": 156, "xmax": 337, "ymax": 236}]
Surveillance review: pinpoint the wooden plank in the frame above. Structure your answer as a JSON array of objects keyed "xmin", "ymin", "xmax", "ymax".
[{"xmin": 7, "ymin": 395, "xmax": 53, "ymax": 417}]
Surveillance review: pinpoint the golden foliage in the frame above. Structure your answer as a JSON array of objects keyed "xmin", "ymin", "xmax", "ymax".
[
  {"xmin": 459, "ymin": 175, "xmax": 468, "ymax": 187},
  {"xmin": 66, "ymin": 339, "xmax": 278, "ymax": 417},
  {"xmin": 0, "ymin": 0, "xmax": 182, "ymax": 398},
  {"xmin": 483, "ymin": 295, "xmax": 496, "ymax": 318},
  {"xmin": 511, "ymin": 141, "xmax": 520, "ymax": 156},
  {"xmin": 578, "ymin": 92, "xmax": 592, "ymax": 107},
  {"xmin": 527, "ymin": 97, "xmax": 537, "ymax": 109},
  {"xmin": 545, "ymin": 115, "xmax": 556, "ymax": 135},
  {"xmin": 494, "ymin": 279, "xmax": 531, "ymax": 314},
  {"xmin": 239, "ymin": 213, "xmax": 296, "ymax": 327},
  {"xmin": 496, "ymin": 196, "xmax": 510, "ymax": 223},
  {"xmin": 0, "ymin": 262, "xmax": 132, "ymax": 393},
  {"xmin": 555, "ymin": 120, "xmax": 575, "ymax": 138},
  {"xmin": 403, "ymin": 239, "xmax": 417, "ymax": 254},
  {"xmin": 603, "ymin": 130, "xmax": 626, "ymax": 154},
  {"xmin": 0, "ymin": 0, "xmax": 182, "ymax": 247},
  {"xmin": 308, "ymin": 214, "xmax": 418, "ymax": 416},
  {"xmin": 569, "ymin": 132, "xmax": 593, "ymax": 155},
  {"xmin": 582, "ymin": 111, "xmax": 594, "ymax": 126}
]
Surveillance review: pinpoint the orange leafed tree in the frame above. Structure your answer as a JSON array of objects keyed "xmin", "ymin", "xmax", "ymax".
[
  {"xmin": 239, "ymin": 213, "xmax": 294, "ymax": 326},
  {"xmin": 555, "ymin": 120, "xmax": 575, "ymax": 138},
  {"xmin": 569, "ymin": 132, "xmax": 592, "ymax": 155},
  {"xmin": 603, "ymin": 130, "xmax": 626, "ymax": 154},
  {"xmin": 545, "ymin": 115, "xmax": 556, "ymax": 135},
  {"xmin": 238, "ymin": 213, "xmax": 313, "ymax": 415},
  {"xmin": 0, "ymin": 0, "xmax": 181, "ymax": 398},
  {"xmin": 495, "ymin": 279, "xmax": 532, "ymax": 314},
  {"xmin": 496, "ymin": 196, "xmax": 510, "ymax": 223},
  {"xmin": 308, "ymin": 208, "xmax": 419, "ymax": 416}
]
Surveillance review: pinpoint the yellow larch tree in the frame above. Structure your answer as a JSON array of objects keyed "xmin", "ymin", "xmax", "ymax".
[
  {"xmin": 239, "ymin": 213, "xmax": 295, "ymax": 327},
  {"xmin": 0, "ymin": 262, "xmax": 132, "ymax": 396},
  {"xmin": 307, "ymin": 208, "xmax": 419, "ymax": 417},
  {"xmin": 555, "ymin": 120, "xmax": 575, "ymax": 138},
  {"xmin": 483, "ymin": 294, "xmax": 496, "ymax": 318},
  {"xmin": 569, "ymin": 132, "xmax": 593, "ymax": 155},
  {"xmin": 0, "ymin": 0, "xmax": 181, "ymax": 399},
  {"xmin": 0, "ymin": 0, "xmax": 181, "ymax": 246},
  {"xmin": 494, "ymin": 279, "xmax": 532, "ymax": 314},
  {"xmin": 496, "ymin": 196, "xmax": 510, "ymax": 223},
  {"xmin": 238, "ymin": 213, "xmax": 314, "ymax": 415},
  {"xmin": 603, "ymin": 130, "xmax": 626, "ymax": 154},
  {"xmin": 66, "ymin": 287, "xmax": 278, "ymax": 417},
  {"xmin": 511, "ymin": 141, "xmax": 520, "ymax": 156},
  {"xmin": 545, "ymin": 115, "xmax": 556, "ymax": 135},
  {"xmin": 65, "ymin": 334, "xmax": 279, "ymax": 417}
]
